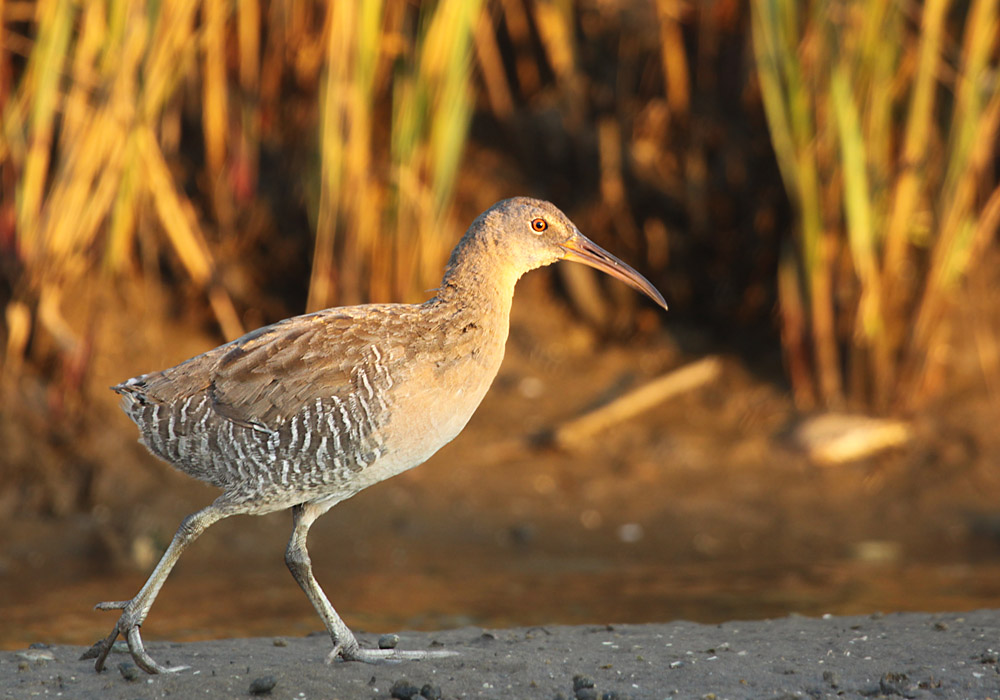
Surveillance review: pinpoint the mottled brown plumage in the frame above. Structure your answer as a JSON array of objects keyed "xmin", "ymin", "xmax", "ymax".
[{"xmin": 88, "ymin": 197, "xmax": 667, "ymax": 674}]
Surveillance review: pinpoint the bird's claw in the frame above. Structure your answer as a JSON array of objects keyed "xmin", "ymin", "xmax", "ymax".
[{"xmin": 89, "ymin": 600, "xmax": 188, "ymax": 674}]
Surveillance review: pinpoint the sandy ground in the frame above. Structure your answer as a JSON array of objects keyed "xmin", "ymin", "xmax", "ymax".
[{"xmin": 4, "ymin": 611, "xmax": 999, "ymax": 699}]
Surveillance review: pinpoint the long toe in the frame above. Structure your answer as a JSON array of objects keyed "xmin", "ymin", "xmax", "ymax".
[
  {"xmin": 126, "ymin": 627, "xmax": 190, "ymax": 674},
  {"xmin": 334, "ymin": 647, "xmax": 459, "ymax": 663}
]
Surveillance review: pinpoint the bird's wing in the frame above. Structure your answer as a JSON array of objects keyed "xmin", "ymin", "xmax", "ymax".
[{"xmin": 207, "ymin": 307, "xmax": 405, "ymax": 431}]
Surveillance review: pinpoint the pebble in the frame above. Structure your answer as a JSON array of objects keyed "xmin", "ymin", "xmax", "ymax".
[
  {"xmin": 379, "ymin": 634, "xmax": 400, "ymax": 650},
  {"xmin": 272, "ymin": 638, "xmax": 288, "ymax": 647},
  {"xmin": 118, "ymin": 662, "xmax": 140, "ymax": 682},
  {"xmin": 572, "ymin": 675, "xmax": 595, "ymax": 691},
  {"xmin": 575, "ymin": 689, "xmax": 598, "ymax": 700},
  {"xmin": 822, "ymin": 670, "xmax": 840, "ymax": 688},
  {"xmin": 249, "ymin": 675, "xmax": 278, "ymax": 695},
  {"xmin": 981, "ymin": 651, "xmax": 999, "ymax": 664},
  {"xmin": 390, "ymin": 679, "xmax": 421, "ymax": 699},
  {"xmin": 420, "ymin": 683, "xmax": 443, "ymax": 699}
]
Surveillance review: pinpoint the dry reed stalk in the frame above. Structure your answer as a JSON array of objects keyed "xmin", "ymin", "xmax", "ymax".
[
  {"xmin": 473, "ymin": 4, "xmax": 514, "ymax": 119},
  {"xmin": 236, "ymin": 0, "xmax": 260, "ymax": 200},
  {"xmin": 17, "ymin": 0, "xmax": 72, "ymax": 262},
  {"xmin": 654, "ymin": 0, "xmax": 690, "ymax": 122},
  {"xmin": 310, "ymin": 0, "xmax": 353, "ymax": 312},
  {"xmin": 202, "ymin": 0, "xmax": 228, "ymax": 179}
]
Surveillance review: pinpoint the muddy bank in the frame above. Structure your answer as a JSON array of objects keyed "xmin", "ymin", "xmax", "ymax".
[{"xmin": 4, "ymin": 610, "xmax": 999, "ymax": 699}]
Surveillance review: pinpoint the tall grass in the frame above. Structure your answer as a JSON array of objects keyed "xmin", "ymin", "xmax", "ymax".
[
  {"xmin": 3, "ymin": 0, "xmax": 997, "ymax": 417},
  {"xmin": 3, "ymin": 0, "xmax": 243, "ymax": 348},
  {"xmin": 752, "ymin": 0, "xmax": 1000, "ymax": 410},
  {"xmin": 2, "ymin": 0, "xmax": 481, "ymax": 385}
]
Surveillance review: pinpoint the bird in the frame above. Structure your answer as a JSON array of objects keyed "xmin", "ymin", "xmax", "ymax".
[{"xmin": 87, "ymin": 197, "xmax": 667, "ymax": 674}]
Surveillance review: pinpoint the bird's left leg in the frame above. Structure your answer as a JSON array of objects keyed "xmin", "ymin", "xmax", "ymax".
[{"xmin": 85, "ymin": 502, "xmax": 235, "ymax": 673}]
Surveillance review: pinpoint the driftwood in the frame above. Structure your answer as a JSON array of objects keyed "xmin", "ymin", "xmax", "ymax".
[{"xmin": 553, "ymin": 356, "xmax": 723, "ymax": 449}]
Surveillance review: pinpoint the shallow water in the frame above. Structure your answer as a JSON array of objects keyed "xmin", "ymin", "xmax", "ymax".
[{"xmin": 4, "ymin": 520, "xmax": 999, "ymax": 651}]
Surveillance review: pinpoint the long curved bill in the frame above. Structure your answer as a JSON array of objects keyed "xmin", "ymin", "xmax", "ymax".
[{"xmin": 560, "ymin": 232, "xmax": 668, "ymax": 311}]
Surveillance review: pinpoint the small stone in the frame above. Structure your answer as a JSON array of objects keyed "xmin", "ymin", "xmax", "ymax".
[
  {"xmin": 575, "ymin": 689, "xmax": 598, "ymax": 700},
  {"xmin": 822, "ymin": 670, "xmax": 840, "ymax": 688},
  {"xmin": 933, "ymin": 621, "xmax": 949, "ymax": 631},
  {"xmin": 272, "ymin": 638, "xmax": 288, "ymax": 647},
  {"xmin": 572, "ymin": 675, "xmax": 596, "ymax": 691},
  {"xmin": 249, "ymin": 675, "xmax": 277, "ymax": 695},
  {"xmin": 118, "ymin": 662, "xmax": 140, "ymax": 682},
  {"xmin": 390, "ymin": 679, "xmax": 421, "ymax": 699},
  {"xmin": 981, "ymin": 651, "xmax": 999, "ymax": 664},
  {"xmin": 28, "ymin": 642, "xmax": 50, "ymax": 649},
  {"xmin": 379, "ymin": 634, "xmax": 400, "ymax": 650},
  {"xmin": 420, "ymin": 683, "xmax": 443, "ymax": 699}
]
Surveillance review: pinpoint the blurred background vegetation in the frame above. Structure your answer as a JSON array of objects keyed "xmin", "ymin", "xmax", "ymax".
[
  {"xmin": 0, "ymin": 0, "xmax": 1000, "ymax": 422},
  {"xmin": 1, "ymin": 0, "xmax": 998, "ymax": 509},
  {"xmin": 2, "ymin": 0, "xmax": 1000, "ymax": 647}
]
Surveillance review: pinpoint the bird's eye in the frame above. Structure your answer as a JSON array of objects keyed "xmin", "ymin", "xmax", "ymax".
[{"xmin": 530, "ymin": 218, "xmax": 548, "ymax": 233}]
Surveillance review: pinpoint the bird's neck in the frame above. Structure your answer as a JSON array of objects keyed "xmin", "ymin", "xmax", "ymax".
[{"xmin": 434, "ymin": 233, "xmax": 520, "ymax": 326}]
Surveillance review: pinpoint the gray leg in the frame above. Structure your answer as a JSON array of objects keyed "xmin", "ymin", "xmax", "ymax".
[
  {"xmin": 285, "ymin": 502, "xmax": 457, "ymax": 663},
  {"xmin": 91, "ymin": 503, "xmax": 234, "ymax": 673}
]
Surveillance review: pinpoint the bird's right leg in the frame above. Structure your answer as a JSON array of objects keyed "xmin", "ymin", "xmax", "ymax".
[
  {"xmin": 284, "ymin": 502, "xmax": 458, "ymax": 663},
  {"xmin": 284, "ymin": 502, "xmax": 366, "ymax": 659},
  {"xmin": 87, "ymin": 503, "xmax": 233, "ymax": 674}
]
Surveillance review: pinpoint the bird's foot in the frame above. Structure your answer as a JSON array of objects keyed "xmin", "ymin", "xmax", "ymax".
[
  {"xmin": 88, "ymin": 600, "xmax": 189, "ymax": 674},
  {"xmin": 328, "ymin": 642, "xmax": 459, "ymax": 664}
]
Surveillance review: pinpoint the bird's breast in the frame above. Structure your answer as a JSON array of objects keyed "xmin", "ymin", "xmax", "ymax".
[{"xmin": 356, "ymin": 323, "xmax": 506, "ymax": 486}]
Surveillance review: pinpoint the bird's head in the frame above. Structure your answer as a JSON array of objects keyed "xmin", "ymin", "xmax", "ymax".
[{"xmin": 471, "ymin": 197, "xmax": 667, "ymax": 311}]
